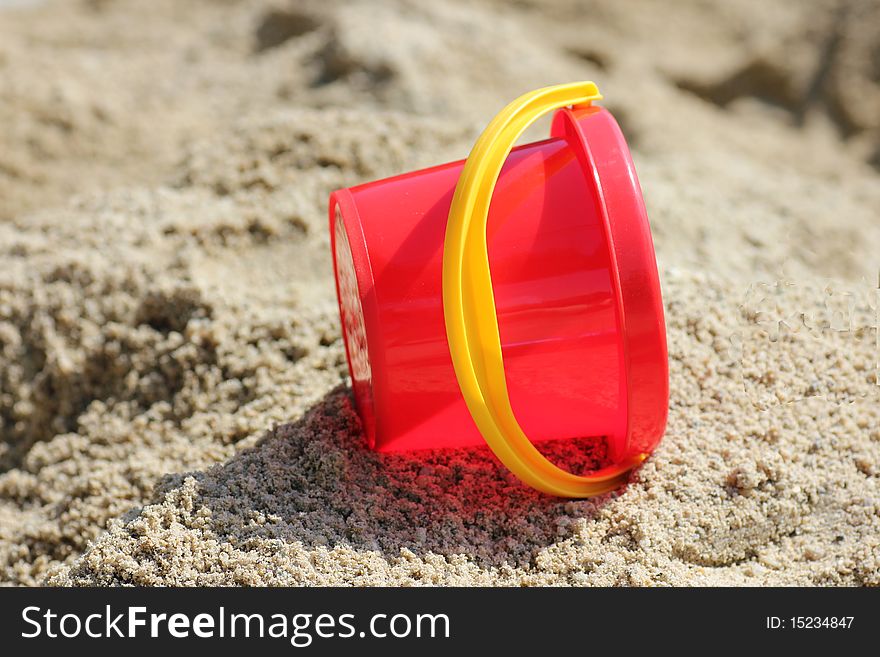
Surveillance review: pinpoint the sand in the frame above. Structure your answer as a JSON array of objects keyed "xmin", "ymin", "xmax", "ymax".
[{"xmin": 0, "ymin": 0, "xmax": 878, "ymax": 586}]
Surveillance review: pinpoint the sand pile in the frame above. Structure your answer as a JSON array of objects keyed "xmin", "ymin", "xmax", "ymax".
[{"xmin": 1, "ymin": 0, "xmax": 878, "ymax": 586}]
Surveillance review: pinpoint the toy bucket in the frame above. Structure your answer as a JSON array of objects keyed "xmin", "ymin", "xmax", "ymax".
[{"xmin": 329, "ymin": 83, "xmax": 668, "ymax": 497}]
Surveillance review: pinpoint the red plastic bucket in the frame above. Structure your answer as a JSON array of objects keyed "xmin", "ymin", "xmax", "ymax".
[{"xmin": 329, "ymin": 99, "xmax": 668, "ymax": 489}]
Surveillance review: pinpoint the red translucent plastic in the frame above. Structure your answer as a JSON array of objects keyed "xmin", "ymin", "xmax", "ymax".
[{"xmin": 329, "ymin": 106, "xmax": 668, "ymax": 465}]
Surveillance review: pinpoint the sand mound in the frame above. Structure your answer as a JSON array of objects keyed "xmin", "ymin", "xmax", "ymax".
[{"xmin": 1, "ymin": 0, "xmax": 878, "ymax": 586}]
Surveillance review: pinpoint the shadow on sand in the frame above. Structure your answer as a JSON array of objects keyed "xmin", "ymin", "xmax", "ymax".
[{"xmin": 153, "ymin": 387, "xmax": 623, "ymax": 569}]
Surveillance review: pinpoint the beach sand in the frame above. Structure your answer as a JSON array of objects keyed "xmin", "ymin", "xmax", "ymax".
[{"xmin": 1, "ymin": 0, "xmax": 878, "ymax": 586}]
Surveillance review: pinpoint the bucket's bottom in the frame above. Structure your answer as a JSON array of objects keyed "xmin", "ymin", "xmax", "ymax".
[{"xmin": 333, "ymin": 207, "xmax": 377, "ymax": 448}]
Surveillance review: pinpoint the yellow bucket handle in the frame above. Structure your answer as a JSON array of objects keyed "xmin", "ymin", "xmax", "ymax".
[{"xmin": 442, "ymin": 82, "xmax": 645, "ymax": 497}]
